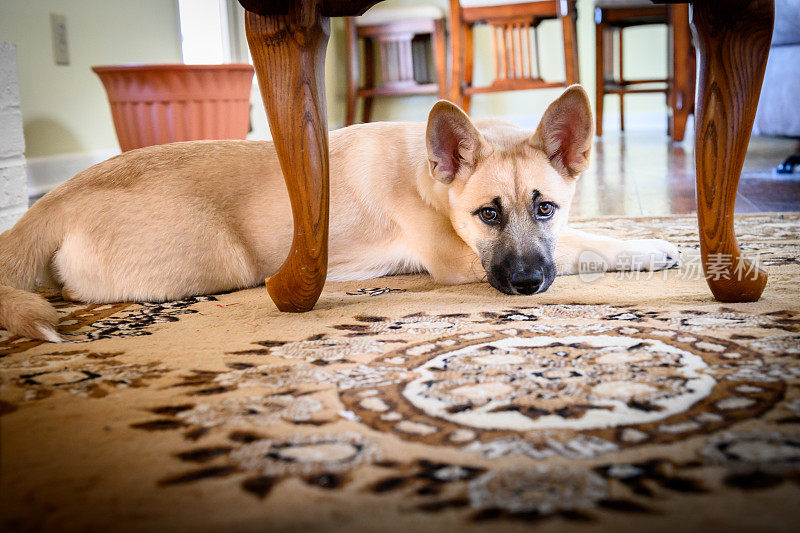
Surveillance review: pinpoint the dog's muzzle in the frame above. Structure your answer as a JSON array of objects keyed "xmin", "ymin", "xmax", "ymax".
[{"xmin": 488, "ymin": 254, "xmax": 556, "ymax": 295}]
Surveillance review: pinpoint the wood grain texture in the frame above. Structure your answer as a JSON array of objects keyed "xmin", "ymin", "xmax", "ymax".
[
  {"xmin": 245, "ymin": 2, "xmax": 330, "ymax": 312},
  {"xmin": 691, "ymin": 0, "xmax": 773, "ymax": 302}
]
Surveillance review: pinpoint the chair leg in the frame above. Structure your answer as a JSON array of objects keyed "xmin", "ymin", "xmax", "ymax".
[
  {"xmin": 669, "ymin": 5, "xmax": 691, "ymax": 142},
  {"xmin": 618, "ymin": 28, "xmax": 624, "ymax": 132},
  {"xmin": 560, "ymin": 0, "xmax": 580, "ymax": 85},
  {"xmin": 691, "ymin": 0, "xmax": 773, "ymax": 302},
  {"xmin": 595, "ymin": 19, "xmax": 605, "ymax": 136},
  {"xmin": 244, "ymin": 2, "xmax": 330, "ymax": 312},
  {"xmin": 449, "ymin": 0, "xmax": 465, "ymax": 107},
  {"xmin": 362, "ymin": 39, "xmax": 375, "ymax": 123},
  {"xmin": 462, "ymin": 24, "xmax": 474, "ymax": 113},
  {"xmin": 432, "ymin": 19, "xmax": 448, "ymax": 99},
  {"xmin": 345, "ymin": 18, "xmax": 358, "ymax": 126}
]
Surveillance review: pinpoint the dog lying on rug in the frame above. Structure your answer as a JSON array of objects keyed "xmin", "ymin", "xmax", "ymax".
[{"xmin": 0, "ymin": 86, "xmax": 678, "ymax": 341}]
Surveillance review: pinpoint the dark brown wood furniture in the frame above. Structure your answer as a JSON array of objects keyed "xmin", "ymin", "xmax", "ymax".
[
  {"xmin": 448, "ymin": 0, "xmax": 580, "ymax": 113},
  {"xmin": 345, "ymin": 6, "xmax": 447, "ymax": 125},
  {"xmin": 654, "ymin": 0, "xmax": 773, "ymax": 302},
  {"xmin": 236, "ymin": 0, "xmax": 772, "ymax": 314},
  {"xmin": 237, "ymin": 0, "xmax": 382, "ymax": 312},
  {"xmin": 595, "ymin": 1, "xmax": 693, "ymax": 141}
]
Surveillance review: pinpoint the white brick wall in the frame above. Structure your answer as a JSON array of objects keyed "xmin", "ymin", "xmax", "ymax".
[{"xmin": 0, "ymin": 41, "xmax": 28, "ymax": 233}]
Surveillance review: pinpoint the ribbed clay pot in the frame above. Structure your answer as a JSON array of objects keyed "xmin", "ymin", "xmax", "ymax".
[{"xmin": 92, "ymin": 64, "xmax": 254, "ymax": 151}]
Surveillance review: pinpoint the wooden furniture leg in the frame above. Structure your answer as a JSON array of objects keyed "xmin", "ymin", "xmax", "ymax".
[
  {"xmin": 618, "ymin": 28, "xmax": 624, "ymax": 131},
  {"xmin": 462, "ymin": 24, "xmax": 474, "ymax": 113},
  {"xmin": 432, "ymin": 19, "xmax": 448, "ymax": 99},
  {"xmin": 668, "ymin": 5, "xmax": 691, "ymax": 142},
  {"xmin": 449, "ymin": 0, "xmax": 465, "ymax": 107},
  {"xmin": 594, "ymin": 17, "xmax": 605, "ymax": 136},
  {"xmin": 345, "ymin": 18, "xmax": 359, "ymax": 126},
  {"xmin": 691, "ymin": 0, "xmax": 773, "ymax": 302},
  {"xmin": 559, "ymin": 1, "xmax": 580, "ymax": 86},
  {"xmin": 362, "ymin": 39, "xmax": 376, "ymax": 122},
  {"xmin": 244, "ymin": 2, "xmax": 330, "ymax": 312}
]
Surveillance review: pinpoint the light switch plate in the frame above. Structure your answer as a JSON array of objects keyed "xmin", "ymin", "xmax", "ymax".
[{"xmin": 50, "ymin": 13, "xmax": 69, "ymax": 66}]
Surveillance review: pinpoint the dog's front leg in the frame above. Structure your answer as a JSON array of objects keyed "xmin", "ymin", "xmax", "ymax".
[
  {"xmin": 425, "ymin": 240, "xmax": 486, "ymax": 285},
  {"xmin": 404, "ymin": 212, "xmax": 485, "ymax": 285},
  {"xmin": 555, "ymin": 227, "xmax": 680, "ymax": 275}
]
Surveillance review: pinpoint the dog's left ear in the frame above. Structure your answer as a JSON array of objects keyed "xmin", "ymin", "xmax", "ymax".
[
  {"xmin": 532, "ymin": 85, "xmax": 594, "ymax": 177},
  {"xmin": 426, "ymin": 100, "xmax": 493, "ymax": 184}
]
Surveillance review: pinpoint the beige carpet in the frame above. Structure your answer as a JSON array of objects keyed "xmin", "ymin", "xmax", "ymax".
[{"xmin": 2, "ymin": 213, "xmax": 799, "ymax": 532}]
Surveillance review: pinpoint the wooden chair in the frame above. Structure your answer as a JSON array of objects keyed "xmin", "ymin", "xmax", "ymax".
[
  {"xmin": 595, "ymin": 0, "xmax": 694, "ymax": 141},
  {"xmin": 449, "ymin": 0, "xmax": 580, "ymax": 113},
  {"xmin": 345, "ymin": 5, "xmax": 447, "ymax": 125}
]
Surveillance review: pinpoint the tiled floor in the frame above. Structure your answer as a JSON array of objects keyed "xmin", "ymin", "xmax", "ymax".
[{"xmin": 571, "ymin": 127, "xmax": 800, "ymax": 218}]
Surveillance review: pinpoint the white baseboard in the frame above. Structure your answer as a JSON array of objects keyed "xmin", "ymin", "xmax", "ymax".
[{"xmin": 26, "ymin": 149, "xmax": 119, "ymax": 197}]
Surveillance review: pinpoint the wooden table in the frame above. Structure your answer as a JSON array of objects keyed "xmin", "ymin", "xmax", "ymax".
[{"xmin": 238, "ymin": 0, "xmax": 773, "ymax": 313}]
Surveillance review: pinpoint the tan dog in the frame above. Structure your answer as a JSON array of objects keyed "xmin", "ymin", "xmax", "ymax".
[{"xmin": 0, "ymin": 86, "xmax": 678, "ymax": 342}]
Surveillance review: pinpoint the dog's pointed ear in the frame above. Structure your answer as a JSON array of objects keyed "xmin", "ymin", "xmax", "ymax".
[
  {"xmin": 426, "ymin": 100, "xmax": 493, "ymax": 184},
  {"xmin": 531, "ymin": 85, "xmax": 594, "ymax": 177}
]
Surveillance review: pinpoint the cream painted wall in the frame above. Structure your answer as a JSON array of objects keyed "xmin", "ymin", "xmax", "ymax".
[{"xmin": 0, "ymin": 0, "xmax": 182, "ymax": 158}]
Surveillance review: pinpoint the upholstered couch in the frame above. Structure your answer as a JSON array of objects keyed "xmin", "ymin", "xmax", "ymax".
[{"xmin": 753, "ymin": 0, "xmax": 800, "ymax": 138}]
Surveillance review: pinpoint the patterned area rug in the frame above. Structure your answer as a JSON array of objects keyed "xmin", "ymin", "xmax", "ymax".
[{"xmin": 2, "ymin": 214, "xmax": 799, "ymax": 532}]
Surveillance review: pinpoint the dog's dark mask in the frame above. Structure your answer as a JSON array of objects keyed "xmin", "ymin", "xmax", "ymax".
[{"xmin": 483, "ymin": 238, "xmax": 557, "ymax": 295}]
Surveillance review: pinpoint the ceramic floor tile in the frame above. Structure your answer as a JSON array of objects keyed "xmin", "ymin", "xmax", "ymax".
[{"xmin": 574, "ymin": 131, "xmax": 800, "ymax": 218}]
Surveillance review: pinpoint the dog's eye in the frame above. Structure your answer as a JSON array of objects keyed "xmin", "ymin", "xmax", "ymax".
[
  {"xmin": 478, "ymin": 207, "xmax": 500, "ymax": 225},
  {"xmin": 536, "ymin": 202, "xmax": 556, "ymax": 219}
]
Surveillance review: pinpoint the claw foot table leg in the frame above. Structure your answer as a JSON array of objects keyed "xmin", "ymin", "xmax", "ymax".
[{"xmin": 690, "ymin": 0, "xmax": 773, "ymax": 302}]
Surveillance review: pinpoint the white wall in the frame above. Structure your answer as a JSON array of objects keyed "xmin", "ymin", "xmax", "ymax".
[{"xmin": 0, "ymin": 42, "xmax": 28, "ymax": 232}]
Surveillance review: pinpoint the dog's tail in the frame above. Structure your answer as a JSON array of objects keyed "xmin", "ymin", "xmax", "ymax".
[{"xmin": 0, "ymin": 203, "xmax": 63, "ymax": 342}]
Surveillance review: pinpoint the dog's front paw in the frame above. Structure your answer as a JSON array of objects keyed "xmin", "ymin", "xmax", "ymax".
[{"xmin": 615, "ymin": 239, "xmax": 680, "ymax": 271}]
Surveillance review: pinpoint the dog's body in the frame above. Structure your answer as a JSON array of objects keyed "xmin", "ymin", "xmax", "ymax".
[{"xmin": 0, "ymin": 87, "xmax": 678, "ymax": 341}]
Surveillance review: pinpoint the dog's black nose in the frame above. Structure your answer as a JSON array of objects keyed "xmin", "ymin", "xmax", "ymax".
[{"xmin": 509, "ymin": 269, "xmax": 543, "ymax": 295}]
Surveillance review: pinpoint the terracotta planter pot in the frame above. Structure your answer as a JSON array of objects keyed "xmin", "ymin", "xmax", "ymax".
[{"xmin": 93, "ymin": 64, "xmax": 254, "ymax": 151}]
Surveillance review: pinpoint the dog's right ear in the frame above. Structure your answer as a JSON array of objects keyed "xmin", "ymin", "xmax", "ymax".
[{"xmin": 426, "ymin": 100, "xmax": 493, "ymax": 184}]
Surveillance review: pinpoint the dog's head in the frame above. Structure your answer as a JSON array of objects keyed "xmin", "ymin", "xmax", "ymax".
[{"xmin": 426, "ymin": 85, "xmax": 593, "ymax": 295}]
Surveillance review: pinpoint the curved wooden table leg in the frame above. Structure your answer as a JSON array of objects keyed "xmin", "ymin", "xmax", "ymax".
[
  {"xmin": 691, "ymin": 0, "xmax": 773, "ymax": 302},
  {"xmin": 245, "ymin": 2, "xmax": 330, "ymax": 311}
]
